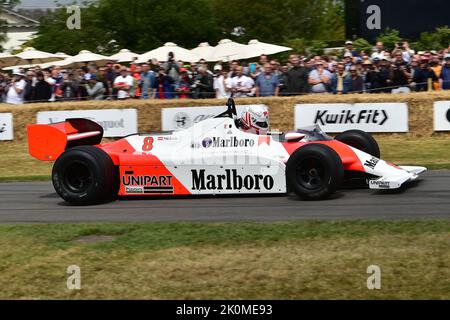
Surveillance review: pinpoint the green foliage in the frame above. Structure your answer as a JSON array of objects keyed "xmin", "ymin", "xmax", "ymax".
[
  {"xmin": 29, "ymin": 0, "xmax": 346, "ymax": 54},
  {"xmin": 353, "ymin": 38, "xmax": 373, "ymax": 55},
  {"xmin": 376, "ymin": 28, "xmax": 402, "ymax": 52},
  {"xmin": 281, "ymin": 38, "xmax": 328, "ymax": 57},
  {"xmin": 416, "ymin": 26, "xmax": 450, "ymax": 51}
]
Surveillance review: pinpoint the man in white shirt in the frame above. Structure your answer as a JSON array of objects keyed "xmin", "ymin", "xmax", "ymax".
[
  {"xmin": 213, "ymin": 66, "xmax": 232, "ymax": 99},
  {"xmin": 231, "ymin": 66, "xmax": 255, "ymax": 97},
  {"xmin": 371, "ymin": 42, "xmax": 387, "ymax": 61},
  {"xmin": 113, "ymin": 67, "xmax": 134, "ymax": 99},
  {"xmin": 6, "ymin": 71, "xmax": 27, "ymax": 105}
]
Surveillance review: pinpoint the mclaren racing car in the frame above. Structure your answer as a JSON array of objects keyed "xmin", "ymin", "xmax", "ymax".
[{"xmin": 27, "ymin": 99, "xmax": 426, "ymax": 205}]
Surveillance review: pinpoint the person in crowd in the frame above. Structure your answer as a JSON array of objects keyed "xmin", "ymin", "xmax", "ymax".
[
  {"xmin": 193, "ymin": 66, "xmax": 215, "ymax": 99},
  {"xmin": 429, "ymin": 59, "xmax": 442, "ymax": 90},
  {"xmin": 139, "ymin": 63, "xmax": 156, "ymax": 100},
  {"xmin": 255, "ymin": 63, "xmax": 280, "ymax": 97},
  {"xmin": 377, "ymin": 58, "xmax": 393, "ymax": 93},
  {"xmin": 278, "ymin": 65, "xmax": 290, "ymax": 96},
  {"xmin": 113, "ymin": 67, "xmax": 134, "ymax": 100},
  {"xmin": 153, "ymin": 67, "xmax": 175, "ymax": 99},
  {"xmin": 163, "ymin": 52, "xmax": 180, "ymax": 83},
  {"xmin": 214, "ymin": 65, "xmax": 231, "ymax": 99},
  {"xmin": 287, "ymin": 55, "xmax": 309, "ymax": 95},
  {"xmin": 5, "ymin": 71, "xmax": 26, "ymax": 105},
  {"xmin": 85, "ymin": 74, "xmax": 105, "ymax": 100},
  {"xmin": 175, "ymin": 68, "xmax": 193, "ymax": 99},
  {"xmin": 347, "ymin": 66, "xmax": 364, "ymax": 93},
  {"xmin": 96, "ymin": 67, "xmax": 111, "ymax": 99},
  {"xmin": 230, "ymin": 66, "xmax": 255, "ymax": 98},
  {"xmin": 440, "ymin": 54, "xmax": 450, "ymax": 90},
  {"xmin": 371, "ymin": 42, "xmax": 386, "ymax": 60},
  {"xmin": 32, "ymin": 71, "xmax": 52, "ymax": 102},
  {"xmin": 308, "ymin": 60, "xmax": 332, "ymax": 94},
  {"xmin": 228, "ymin": 60, "xmax": 240, "ymax": 78},
  {"xmin": 59, "ymin": 72, "xmax": 79, "ymax": 101},
  {"xmin": 331, "ymin": 63, "xmax": 351, "ymax": 94},
  {"xmin": 132, "ymin": 65, "xmax": 142, "ymax": 99},
  {"xmin": 345, "ymin": 41, "xmax": 359, "ymax": 57},
  {"xmin": 364, "ymin": 61, "xmax": 381, "ymax": 93},
  {"xmin": 0, "ymin": 73, "xmax": 9, "ymax": 102},
  {"xmin": 24, "ymin": 71, "xmax": 35, "ymax": 102}
]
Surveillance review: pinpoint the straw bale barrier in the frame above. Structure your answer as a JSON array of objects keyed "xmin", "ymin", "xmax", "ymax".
[{"xmin": 1, "ymin": 91, "xmax": 450, "ymax": 142}]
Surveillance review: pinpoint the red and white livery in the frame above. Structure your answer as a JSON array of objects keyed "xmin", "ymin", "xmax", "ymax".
[{"xmin": 27, "ymin": 99, "xmax": 426, "ymax": 205}]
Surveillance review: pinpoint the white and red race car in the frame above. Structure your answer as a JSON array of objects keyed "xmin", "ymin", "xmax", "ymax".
[{"xmin": 27, "ymin": 99, "xmax": 426, "ymax": 205}]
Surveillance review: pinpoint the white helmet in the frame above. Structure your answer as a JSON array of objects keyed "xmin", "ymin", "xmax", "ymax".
[{"xmin": 239, "ymin": 106, "xmax": 269, "ymax": 135}]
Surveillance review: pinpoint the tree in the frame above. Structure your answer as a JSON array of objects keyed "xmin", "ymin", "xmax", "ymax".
[
  {"xmin": 353, "ymin": 38, "xmax": 373, "ymax": 55},
  {"xmin": 376, "ymin": 28, "xmax": 402, "ymax": 52},
  {"xmin": 416, "ymin": 26, "xmax": 450, "ymax": 51}
]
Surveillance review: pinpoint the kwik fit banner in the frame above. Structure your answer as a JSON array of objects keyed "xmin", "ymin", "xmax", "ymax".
[{"xmin": 295, "ymin": 103, "xmax": 408, "ymax": 133}]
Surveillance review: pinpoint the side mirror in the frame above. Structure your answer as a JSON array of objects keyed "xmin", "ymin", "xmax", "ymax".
[{"xmin": 285, "ymin": 132, "xmax": 306, "ymax": 142}]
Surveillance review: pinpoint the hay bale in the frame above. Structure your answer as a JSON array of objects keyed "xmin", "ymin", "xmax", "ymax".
[{"xmin": 1, "ymin": 91, "xmax": 450, "ymax": 142}]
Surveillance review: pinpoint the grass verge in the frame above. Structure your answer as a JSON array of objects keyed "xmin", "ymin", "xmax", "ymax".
[
  {"xmin": 1, "ymin": 138, "xmax": 450, "ymax": 181},
  {"xmin": 0, "ymin": 221, "xmax": 448, "ymax": 299}
]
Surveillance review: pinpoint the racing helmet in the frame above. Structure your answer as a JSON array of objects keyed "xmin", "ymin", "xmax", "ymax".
[{"xmin": 239, "ymin": 106, "xmax": 269, "ymax": 135}]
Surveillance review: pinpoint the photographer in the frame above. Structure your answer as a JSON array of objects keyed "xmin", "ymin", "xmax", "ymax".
[
  {"xmin": 163, "ymin": 52, "xmax": 180, "ymax": 83},
  {"xmin": 60, "ymin": 73, "xmax": 79, "ymax": 101},
  {"xmin": 5, "ymin": 71, "xmax": 26, "ymax": 105}
]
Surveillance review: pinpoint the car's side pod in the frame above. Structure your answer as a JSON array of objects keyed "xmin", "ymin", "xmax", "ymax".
[{"xmin": 27, "ymin": 118, "xmax": 103, "ymax": 161}]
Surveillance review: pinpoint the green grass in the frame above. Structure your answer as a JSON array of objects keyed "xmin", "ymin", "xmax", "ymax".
[
  {"xmin": 1, "ymin": 138, "xmax": 450, "ymax": 181},
  {"xmin": 0, "ymin": 221, "xmax": 448, "ymax": 299}
]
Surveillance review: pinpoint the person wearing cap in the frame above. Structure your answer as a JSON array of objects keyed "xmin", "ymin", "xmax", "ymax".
[
  {"xmin": 440, "ymin": 54, "xmax": 450, "ymax": 90},
  {"xmin": 113, "ymin": 67, "xmax": 134, "ymax": 99},
  {"xmin": 345, "ymin": 41, "xmax": 359, "ymax": 58},
  {"xmin": 85, "ymin": 73, "xmax": 105, "ymax": 100},
  {"xmin": 213, "ymin": 65, "xmax": 231, "ymax": 99},
  {"xmin": 5, "ymin": 70, "xmax": 26, "ymax": 105}
]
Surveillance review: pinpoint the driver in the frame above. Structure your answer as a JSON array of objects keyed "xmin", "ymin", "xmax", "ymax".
[{"xmin": 238, "ymin": 106, "xmax": 270, "ymax": 135}]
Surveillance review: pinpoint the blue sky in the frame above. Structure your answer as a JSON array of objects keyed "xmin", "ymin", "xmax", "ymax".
[{"xmin": 16, "ymin": 0, "xmax": 86, "ymax": 9}]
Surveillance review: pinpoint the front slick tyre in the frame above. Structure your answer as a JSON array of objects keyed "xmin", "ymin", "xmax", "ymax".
[
  {"xmin": 287, "ymin": 144, "xmax": 344, "ymax": 200},
  {"xmin": 52, "ymin": 146, "xmax": 117, "ymax": 206}
]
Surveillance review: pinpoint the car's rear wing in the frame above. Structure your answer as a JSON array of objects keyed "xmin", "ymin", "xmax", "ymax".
[{"xmin": 27, "ymin": 118, "xmax": 103, "ymax": 161}]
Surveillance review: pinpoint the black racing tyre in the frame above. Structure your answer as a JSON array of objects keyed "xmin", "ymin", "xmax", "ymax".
[
  {"xmin": 287, "ymin": 144, "xmax": 344, "ymax": 200},
  {"xmin": 52, "ymin": 146, "xmax": 118, "ymax": 205},
  {"xmin": 335, "ymin": 130, "xmax": 380, "ymax": 158}
]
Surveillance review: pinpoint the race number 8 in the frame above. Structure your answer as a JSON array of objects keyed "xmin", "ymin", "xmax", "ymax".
[{"xmin": 142, "ymin": 137, "xmax": 154, "ymax": 151}]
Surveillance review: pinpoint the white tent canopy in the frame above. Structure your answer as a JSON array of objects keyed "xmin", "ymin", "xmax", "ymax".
[
  {"xmin": 136, "ymin": 42, "xmax": 200, "ymax": 63},
  {"xmin": 190, "ymin": 42, "xmax": 216, "ymax": 61},
  {"xmin": 208, "ymin": 39, "xmax": 249, "ymax": 62},
  {"xmin": 55, "ymin": 50, "xmax": 116, "ymax": 68},
  {"xmin": 242, "ymin": 39, "xmax": 292, "ymax": 59},
  {"xmin": 0, "ymin": 53, "xmax": 20, "ymax": 68},
  {"xmin": 15, "ymin": 47, "xmax": 62, "ymax": 64},
  {"xmin": 109, "ymin": 49, "xmax": 139, "ymax": 63}
]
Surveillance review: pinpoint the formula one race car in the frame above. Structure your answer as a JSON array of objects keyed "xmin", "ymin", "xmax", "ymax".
[{"xmin": 27, "ymin": 99, "xmax": 426, "ymax": 205}]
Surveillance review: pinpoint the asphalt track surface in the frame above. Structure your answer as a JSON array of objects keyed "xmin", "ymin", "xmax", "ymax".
[{"xmin": 0, "ymin": 171, "xmax": 449, "ymax": 223}]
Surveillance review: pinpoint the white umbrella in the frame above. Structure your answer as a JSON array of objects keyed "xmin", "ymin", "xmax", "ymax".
[
  {"xmin": 242, "ymin": 39, "xmax": 292, "ymax": 59},
  {"xmin": 0, "ymin": 53, "xmax": 20, "ymax": 67},
  {"xmin": 136, "ymin": 42, "xmax": 200, "ymax": 63},
  {"xmin": 109, "ymin": 49, "xmax": 139, "ymax": 63},
  {"xmin": 56, "ymin": 50, "xmax": 116, "ymax": 68},
  {"xmin": 208, "ymin": 39, "xmax": 249, "ymax": 62},
  {"xmin": 54, "ymin": 52, "xmax": 72, "ymax": 59},
  {"xmin": 15, "ymin": 47, "xmax": 62, "ymax": 64},
  {"xmin": 190, "ymin": 42, "xmax": 216, "ymax": 61}
]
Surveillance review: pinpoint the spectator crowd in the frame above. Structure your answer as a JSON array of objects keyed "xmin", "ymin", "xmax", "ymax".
[{"xmin": 1, "ymin": 41, "xmax": 450, "ymax": 104}]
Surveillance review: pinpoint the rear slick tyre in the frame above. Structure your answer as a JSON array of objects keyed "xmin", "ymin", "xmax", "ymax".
[{"xmin": 52, "ymin": 146, "xmax": 117, "ymax": 205}]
